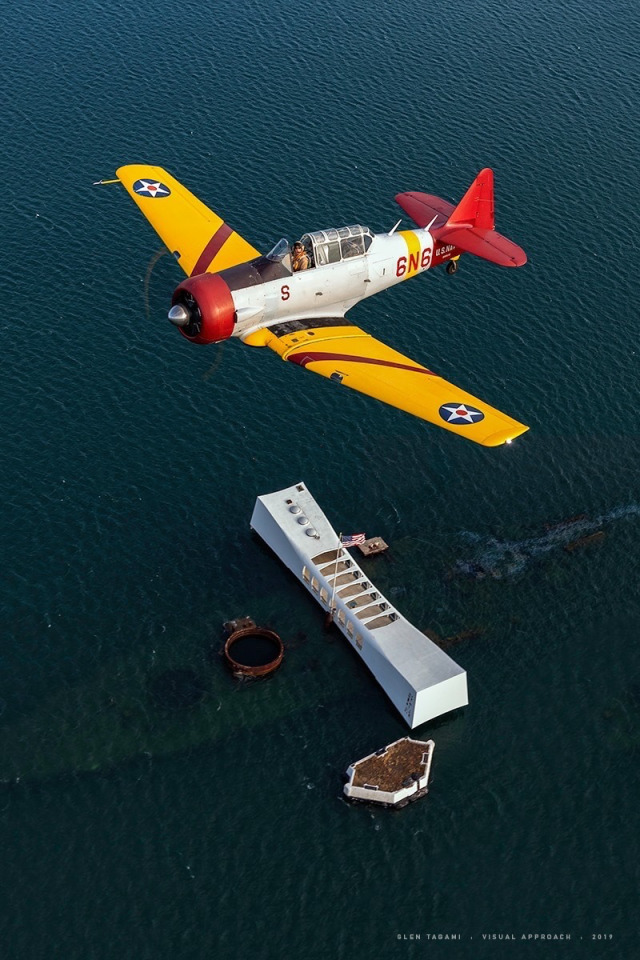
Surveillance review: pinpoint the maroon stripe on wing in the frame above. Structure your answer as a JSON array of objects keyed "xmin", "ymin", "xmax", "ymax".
[
  {"xmin": 287, "ymin": 351, "xmax": 436, "ymax": 376},
  {"xmin": 190, "ymin": 223, "xmax": 233, "ymax": 276}
]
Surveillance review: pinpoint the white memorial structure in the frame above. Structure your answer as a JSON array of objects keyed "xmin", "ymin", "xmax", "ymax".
[{"xmin": 250, "ymin": 482, "xmax": 468, "ymax": 727}]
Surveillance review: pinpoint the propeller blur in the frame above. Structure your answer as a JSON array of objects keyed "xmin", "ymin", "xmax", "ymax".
[{"xmin": 108, "ymin": 164, "xmax": 529, "ymax": 447}]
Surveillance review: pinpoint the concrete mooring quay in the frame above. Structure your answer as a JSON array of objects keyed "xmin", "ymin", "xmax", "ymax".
[
  {"xmin": 250, "ymin": 482, "xmax": 468, "ymax": 728},
  {"xmin": 344, "ymin": 737, "xmax": 435, "ymax": 807}
]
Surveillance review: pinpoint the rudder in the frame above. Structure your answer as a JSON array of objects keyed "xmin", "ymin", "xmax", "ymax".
[{"xmin": 446, "ymin": 168, "xmax": 495, "ymax": 230}]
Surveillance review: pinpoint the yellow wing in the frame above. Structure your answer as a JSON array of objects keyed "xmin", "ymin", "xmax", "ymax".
[
  {"xmin": 253, "ymin": 320, "xmax": 528, "ymax": 446},
  {"xmin": 116, "ymin": 164, "xmax": 261, "ymax": 276}
]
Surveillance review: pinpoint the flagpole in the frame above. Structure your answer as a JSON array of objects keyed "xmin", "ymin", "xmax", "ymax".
[
  {"xmin": 329, "ymin": 531, "xmax": 342, "ymax": 620},
  {"xmin": 328, "ymin": 532, "xmax": 365, "ymax": 624}
]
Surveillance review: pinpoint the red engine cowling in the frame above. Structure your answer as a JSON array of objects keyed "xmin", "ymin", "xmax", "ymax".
[{"xmin": 170, "ymin": 273, "xmax": 236, "ymax": 344}]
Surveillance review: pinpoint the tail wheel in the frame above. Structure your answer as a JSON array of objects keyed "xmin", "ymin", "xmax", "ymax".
[{"xmin": 446, "ymin": 260, "xmax": 458, "ymax": 275}]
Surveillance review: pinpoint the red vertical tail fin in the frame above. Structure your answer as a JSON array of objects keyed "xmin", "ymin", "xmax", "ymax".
[
  {"xmin": 395, "ymin": 168, "xmax": 527, "ymax": 267},
  {"xmin": 438, "ymin": 167, "xmax": 526, "ymax": 267},
  {"xmin": 447, "ymin": 168, "xmax": 495, "ymax": 230}
]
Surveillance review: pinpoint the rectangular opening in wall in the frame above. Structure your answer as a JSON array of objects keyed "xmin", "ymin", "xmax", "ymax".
[{"xmin": 312, "ymin": 549, "xmax": 342, "ymax": 565}]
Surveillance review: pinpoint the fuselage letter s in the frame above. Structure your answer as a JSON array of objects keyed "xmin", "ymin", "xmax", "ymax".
[{"xmin": 281, "ymin": 284, "xmax": 290, "ymax": 301}]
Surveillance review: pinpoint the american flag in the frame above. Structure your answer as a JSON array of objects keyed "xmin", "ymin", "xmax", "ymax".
[{"xmin": 340, "ymin": 533, "xmax": 366, "ymax": 547}]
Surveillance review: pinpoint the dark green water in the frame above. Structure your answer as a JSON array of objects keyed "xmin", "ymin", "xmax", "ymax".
[{"xmin": 2, "ymin": 0, "xmax": 639, "ymax": 956}]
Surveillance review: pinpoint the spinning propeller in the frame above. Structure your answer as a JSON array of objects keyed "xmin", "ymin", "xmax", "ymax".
[
  {"xmin": 143, "ymin": 248, "xmax": 226, "ymax": 379},
  {"xmin": 168, "ymin": 289, "xmax": 202, "ymax": 338}
]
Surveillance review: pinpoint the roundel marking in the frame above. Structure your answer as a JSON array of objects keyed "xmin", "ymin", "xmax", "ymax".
[
  {"xmin": 133, "ymin": 179, "xmax": 171, "ymax": 198},
  {"xmin": 439, "ymin": 402, "xmax": 485, "ymax": 425}
]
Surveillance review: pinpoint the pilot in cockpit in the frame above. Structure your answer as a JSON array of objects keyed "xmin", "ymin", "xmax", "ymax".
[{"xmin": 292, "ymin": 241, "xmax": 310, "ymax": 272}]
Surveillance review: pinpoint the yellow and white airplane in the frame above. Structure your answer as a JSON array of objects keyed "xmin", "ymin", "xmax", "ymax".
[{"xmin": 111, "ymin": 164, "xmax": 529, "ymax": 446}]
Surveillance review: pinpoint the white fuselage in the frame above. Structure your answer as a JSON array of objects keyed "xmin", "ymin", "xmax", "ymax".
[{"xmin": 233, "ymin": 228, "xmax": 435, "ymax": 341}]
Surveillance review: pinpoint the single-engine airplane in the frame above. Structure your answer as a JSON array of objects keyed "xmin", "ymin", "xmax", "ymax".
[{"xmin": 110, "ymin": 164, "xmax": 528, "ymax": 446}]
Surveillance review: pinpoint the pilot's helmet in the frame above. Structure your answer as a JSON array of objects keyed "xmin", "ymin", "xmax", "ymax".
[{"xmin": 293, "ymin": 241, "xmax": 304, "ymax": 250}]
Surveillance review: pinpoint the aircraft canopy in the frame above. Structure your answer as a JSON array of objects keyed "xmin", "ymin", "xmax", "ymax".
[
  {"xmin": 301, "ymin": 225, "xmax": 374, "ymax": 266},
  {"xmin": 266, "ymin": 237, "xmax": 290, "ymax": 262}
]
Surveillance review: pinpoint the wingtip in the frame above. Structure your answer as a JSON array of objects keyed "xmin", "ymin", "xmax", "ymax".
[
  {"xmin": 508, "ymin": 246, "xmax": 528, "ymax": 268},
  {"xmin": 481, "ymin": 424, "xmax": 530, "ymax": 447}
]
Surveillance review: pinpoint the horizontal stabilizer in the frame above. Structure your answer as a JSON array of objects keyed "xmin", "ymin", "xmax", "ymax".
[
  {"xmin": 395, "ymin": 192, "xmax": 455, "ymax": 230},
  {"xmin": 433, "ymin": 224, "xmax": 527, "ymax": 268},
  {"xmin": 396, "ymin": 168, "xmax": 526, "ymax": 268}
]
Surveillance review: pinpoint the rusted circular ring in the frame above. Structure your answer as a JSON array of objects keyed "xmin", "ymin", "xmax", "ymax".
[{"xmin": 224, "ymin": 626, "xmax": 284, "ymax": 677}]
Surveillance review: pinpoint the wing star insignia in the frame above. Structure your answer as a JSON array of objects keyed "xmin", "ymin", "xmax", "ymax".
[
  {"xmin": 133, "ymin": 179, "xmax": 171, "ymax": 198},
  {"xmin": 114, "ymin": 163, "xmax": 529, "ymax": 447},
  {"xmin": 439, "ymin": 402, "xmax": 485, "ymax": 425}
]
